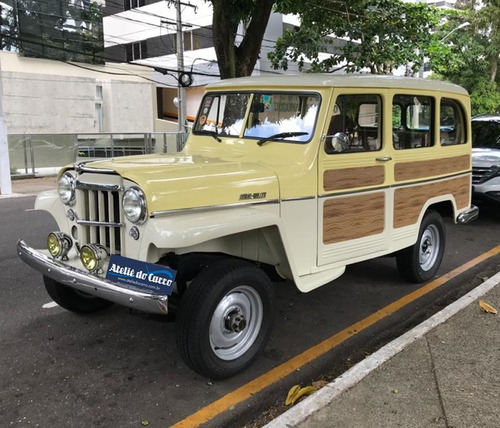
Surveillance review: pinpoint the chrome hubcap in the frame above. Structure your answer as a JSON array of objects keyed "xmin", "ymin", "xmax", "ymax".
[
  {"xmin": 419, "ymin": 224, "xmax": 440, "ymax": 271},
  {"xmin": 210, "ymin": 285, "xmax": 263, "ymax": 361}
]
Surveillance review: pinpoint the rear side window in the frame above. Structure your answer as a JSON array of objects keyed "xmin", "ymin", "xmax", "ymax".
[
  {"xmin": 325, "ymin": 94, "xmax": 382, "ymax": 154},
  {"xmin": 440, "ymin": 99, "xmax": 466, "ymax": 145},
  {"xmin": 393, "ymin": 95, "xmax": 434, "ymax": 150}
]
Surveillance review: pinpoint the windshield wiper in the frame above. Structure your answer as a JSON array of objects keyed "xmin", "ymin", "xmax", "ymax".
[
  {"xmin": 257, "ymin": 132, "xmax": 308, "ymax": 146},
  {"xmin": 198, "ymin": 130, "xmax": 222, "ymax": 142}
]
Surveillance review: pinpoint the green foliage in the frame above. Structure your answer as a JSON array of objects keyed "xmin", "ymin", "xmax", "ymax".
[
  {"xmin": 469, "ymin": 79, "xmax": 500, "ymax": 115},
  {"xmin": 270, "ymin": 0, "xmax": 443, "ymax": 75},
  {"xmin": 428, "ymin": 4, "xmax": 500, "ymax": 114}
]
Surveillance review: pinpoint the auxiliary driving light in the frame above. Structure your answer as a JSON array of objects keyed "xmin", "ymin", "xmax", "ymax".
[
  {"xmin": 80, "ymin": 244, "xmax": 108, "ymax": 272},
  {"xmin": 47, "ymin": 232, "xmax": 73, "ymax": 260}
]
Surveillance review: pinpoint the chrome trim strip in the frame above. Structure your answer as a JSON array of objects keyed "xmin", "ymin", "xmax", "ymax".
[
  {"xmin": 281, "ymin": 196, "xmax": 316, "ymax": 202},
  {"xmin": 75, "ymin": 180, "xmax": 123, "ymax": 192},
  {"xmin": 319, "ymin": 185, "xmax": 391, "ymax": 199},
  {"xmin": 17, "ymin": 240, "xmax": 169, "ymax": 315},
  {"xmin": 76, "ymin": 219, "xmax": 125, "ymax": 228},
  {"xmin": 75, "ymin": 162, "xmax": 117, "ymax": 174},
  {"xmin": 151, "ymin": 199, "xmax": 280, "ymax": 217}
]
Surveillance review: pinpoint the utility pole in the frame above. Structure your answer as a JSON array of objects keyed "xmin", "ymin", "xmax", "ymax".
[
  {"xmin": 0, "ymin": 53, "xmax": 12, "ymax": 195},
  {"xmin": 175, "ymin": 0, "xmax": 187, "ymax": 148}
]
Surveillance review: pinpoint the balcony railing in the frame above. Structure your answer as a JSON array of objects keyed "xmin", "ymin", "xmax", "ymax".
[{"xmin": 8, "ymin": 132, "xmax": 186, "ymax": 177}]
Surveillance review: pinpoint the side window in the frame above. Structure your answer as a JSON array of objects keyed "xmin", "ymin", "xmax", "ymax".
[
  {"xmin": 440, "ymin": 99, "xmax": 466, "ymax": 145},
  {"xmin": 393, "ymin": 95, "xmax": 434, "ymax": 150},
  {"xmin": 325, "ymin": 94, "xmax": 382, "ymax": 154}
]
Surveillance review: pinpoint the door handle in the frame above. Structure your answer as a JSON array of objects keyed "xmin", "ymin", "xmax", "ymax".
[{"xmin": 376, "ymin": 156, "xmax": 392, "ymax": 162}]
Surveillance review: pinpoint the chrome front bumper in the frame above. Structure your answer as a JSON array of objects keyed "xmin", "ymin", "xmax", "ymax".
[
  {"xmin": 456, "ymin": 205, "xmax": 480, "ymax": 224},
  {"xmin": 17, "ymin": 240, "xmax": 169, "ymax": 314}
]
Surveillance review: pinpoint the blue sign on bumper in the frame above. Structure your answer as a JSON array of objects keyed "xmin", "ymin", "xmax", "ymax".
[{"xmin": 105, "ymin": 255, "xmax": 177, "ymax": 295}]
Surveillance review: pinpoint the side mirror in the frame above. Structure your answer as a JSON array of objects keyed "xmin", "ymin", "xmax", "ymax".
[{"xmin": 330, "ymin": 132, "xmax": 349, "ymax": 152}]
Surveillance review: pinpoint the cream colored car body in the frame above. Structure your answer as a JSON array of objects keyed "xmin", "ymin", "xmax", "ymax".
[{"xmin": 35, "ymin": 75, "xmax": 475, "ymax": 293}]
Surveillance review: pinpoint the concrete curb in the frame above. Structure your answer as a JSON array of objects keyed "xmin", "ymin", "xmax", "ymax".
[
  {"xmin": 0, "ymin": 193, "xmax": 37, "ymax": 199},
  {"xmin": 264, "ymin": 270, "xmax": 500, "ymax": 428}
]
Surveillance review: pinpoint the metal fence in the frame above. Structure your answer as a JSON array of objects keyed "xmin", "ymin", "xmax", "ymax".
[{"xmin": 8, "ymin": 132, "xmax": 186, "ymax": 176}]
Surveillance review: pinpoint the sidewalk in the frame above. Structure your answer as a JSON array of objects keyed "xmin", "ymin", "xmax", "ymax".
[
  {"xmin": 0, "ymin": 176, "xmax": 57, "ymax": 198},
  {"xmin": 266, "ymin": 270, "xmax": 500, "ymax": 428}
]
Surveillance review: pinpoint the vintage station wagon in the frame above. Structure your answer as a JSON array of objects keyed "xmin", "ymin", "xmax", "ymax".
[{"xmin": 18, "ymin": 75, "xmax": 478, "ymax": 379}]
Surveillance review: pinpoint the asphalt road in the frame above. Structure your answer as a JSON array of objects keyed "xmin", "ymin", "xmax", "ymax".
[{"xmin": 1, "ymin": 195, "xmax": 499, "ymax": 428}]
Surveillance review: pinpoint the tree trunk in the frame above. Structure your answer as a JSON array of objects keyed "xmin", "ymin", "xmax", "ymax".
[{"xmin": 211, "ymin": 0, "xmax": 274, "ymax": 79}]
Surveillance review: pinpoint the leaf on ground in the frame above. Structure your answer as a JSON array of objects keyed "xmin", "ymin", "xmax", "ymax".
[
  {"xmin": 285, "ymin": 385, "xmax": 317, "ymax": 406},
  {"xmin": 312, "ymin": 380, "xmax": 328, "ymax": 389},
  {"xmin": 285, "ymin": 385, "xmax": 301, "ymax": 406},
  {"xmin": 479, "ymin": 300, "xmax": 497, "ymax": 315}
]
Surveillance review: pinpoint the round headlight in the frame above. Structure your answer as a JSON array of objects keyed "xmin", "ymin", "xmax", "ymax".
[
  {"xmin": 122, "ymin": 187, "xmax": 147, "ymax": 224},
  {"xmin": 58, "ymin": 172, "xmax": 76, "ymax": 206}
]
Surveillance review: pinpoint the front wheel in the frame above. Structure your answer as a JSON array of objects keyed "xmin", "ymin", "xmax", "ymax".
[
  {"xmin": 175, "ymin": 259, "xmax": 275, "ymax": 380},
  {"xmin": 396, "ymin": 211, "xmax": 445, "ymax": 283},
  {"xmin": 43, "ymin": 276, "xmax": 113, "ymax": 314}
]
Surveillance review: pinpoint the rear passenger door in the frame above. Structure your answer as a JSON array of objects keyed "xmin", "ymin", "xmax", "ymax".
[{"xmin": 318, "ymin": 91, "xmax": 392, "ymax": 267}]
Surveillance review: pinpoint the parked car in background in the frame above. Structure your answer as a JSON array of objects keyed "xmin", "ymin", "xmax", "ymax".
[{"xmin": 472, "ymin": 114, "xmax": 500, "ymax": 204}]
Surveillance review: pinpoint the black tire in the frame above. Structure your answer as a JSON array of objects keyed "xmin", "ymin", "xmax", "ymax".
[
  {"xmin": 43, "ymin": 276, "xmax": 113, "ymax": 314},
  {"xmin": 396, "ymin": 211, "xmax": 445, "ymax": 283},
  {"xmin": 175, "ymin": 259, "xmax": 275, "ymax": 380}
]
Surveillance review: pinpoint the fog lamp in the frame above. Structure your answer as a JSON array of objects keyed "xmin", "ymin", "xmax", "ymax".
[
  {"xmin": 80, "ymin": 244, "xmax": 108, "ymax": 272},
  {"xmin": 47, "ymin": 232, "xmax": 73, "ymax": 260}
]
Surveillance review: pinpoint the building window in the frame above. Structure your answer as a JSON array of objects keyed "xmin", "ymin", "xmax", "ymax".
[
  {"xmin": 124, "ymin": 0, "xmax": 146, "ymax": 11},
  {"xmin": 126, "ymin": 40, "xmax": 148, "ymax": 61}
]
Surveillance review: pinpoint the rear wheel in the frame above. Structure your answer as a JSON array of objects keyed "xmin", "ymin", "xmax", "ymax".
[
  {"xmin": 175, "ymin": 259, "xmax": 275, "ymax": 380},
  {"xmin": 43, "ymin": 276, "xmax": 113, "ymax": 314},
  {"xmin": 396, "ymin": 211, "xmax": 445, "ymax": 283}
]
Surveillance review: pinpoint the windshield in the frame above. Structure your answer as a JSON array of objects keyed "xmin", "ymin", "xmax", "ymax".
[
  {"xmin": 193, "ymin": 91, "xmax": 320, "ymax": 144},
  {"xmin": 472, "ymin": 120, "xmax": 500, "ymax": 149},
  {"xmin": 193, "ymin": 93, "xmax": 250, "ymax": 137}
]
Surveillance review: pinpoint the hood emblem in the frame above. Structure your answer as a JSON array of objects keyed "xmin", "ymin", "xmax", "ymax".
[{"xmin": 239, "ymin": 192, "xmax": 267, "ymax": 201}]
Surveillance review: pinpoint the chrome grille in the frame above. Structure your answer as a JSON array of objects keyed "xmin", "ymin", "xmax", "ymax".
[
  {"xmin": 472, "ymin": 166, "xmax": 498, "ymax": 184},
  {"xmin": 75, "ymin": 181, "xmax": 124, "ymax": 254}
]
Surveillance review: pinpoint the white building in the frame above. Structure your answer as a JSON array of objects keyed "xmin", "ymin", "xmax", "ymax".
[
  {"xmin": 102, "ymin": 1, "xmax": 307, "ymax": 121},
  {"xmin": 0, "ymin": 51, "xmax": 176, "ymax": 135}
]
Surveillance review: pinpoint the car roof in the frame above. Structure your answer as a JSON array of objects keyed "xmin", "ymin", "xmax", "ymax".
[
  {"xmin": 472, "ymin": 114, "xmax": 500, "ymax": 122},
  {"xmin": 206, "ymin": 74, "xmax": 469, "ymax": 95}
]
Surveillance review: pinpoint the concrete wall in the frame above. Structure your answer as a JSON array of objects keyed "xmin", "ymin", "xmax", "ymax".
[{"xmin": 0, "ymin": 51, "xmax": 158, "ymax": 135}]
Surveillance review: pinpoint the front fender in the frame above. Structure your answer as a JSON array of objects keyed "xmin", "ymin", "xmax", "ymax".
[
  {"xmin": 34, "ymin": 190, "xmax": 69, "ymax": 231},
  {"xmin": 143, "ymin": 203, "xmax": 281, "ymax": 250}
]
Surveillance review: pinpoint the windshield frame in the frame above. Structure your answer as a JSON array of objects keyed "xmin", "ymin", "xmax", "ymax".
[{"xmin": 192, "ymin": 90, "xmax": 322, "ymax": 145}]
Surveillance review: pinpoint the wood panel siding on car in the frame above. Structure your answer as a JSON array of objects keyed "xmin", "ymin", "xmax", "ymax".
[
  {"xmin": 323, "ymin": 192, "xmax": 385, "ymax": 244},
  {"xmin": 394, "ymin": 155, "xmax": 470, "ymax": 182},
  {"xmin": 393, "ymin": 175, "xmax": 470, "ymax": 228},
  {"xmin": 323, "ymin": 165, "xmax": 385, "ymax": 192}
]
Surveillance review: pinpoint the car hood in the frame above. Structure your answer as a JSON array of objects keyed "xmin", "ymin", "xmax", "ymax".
[
  {"xmin": 77, "ymin": 154, "xmax": 280, "ymax": 214},
  {"xmin": 472, "ymin": 147, "xmax": 500, "ymax": 168}
]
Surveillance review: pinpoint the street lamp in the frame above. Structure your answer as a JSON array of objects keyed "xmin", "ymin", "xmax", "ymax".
[
  {"xmin": 441, "ymin": 22, "xmax": 470, "ymax": 42},
  {"xmin": 418, "ymin": 22, "xmax": 471, "ymax": 78}
]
